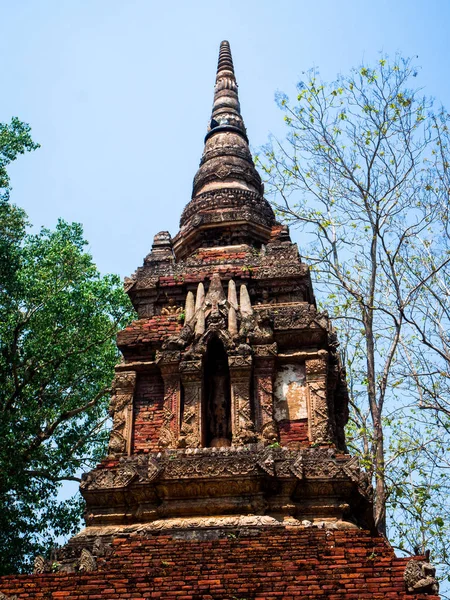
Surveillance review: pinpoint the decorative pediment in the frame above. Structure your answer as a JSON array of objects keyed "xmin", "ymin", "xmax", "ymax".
[{"xmin": 160, "ymin": 273, "xmax": 273, "ymax": 364}]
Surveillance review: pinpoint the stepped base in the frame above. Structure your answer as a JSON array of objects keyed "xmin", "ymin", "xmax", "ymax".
[{"xmin": 0, "ymin": 527, "xmax": 439, "ymax": 599}]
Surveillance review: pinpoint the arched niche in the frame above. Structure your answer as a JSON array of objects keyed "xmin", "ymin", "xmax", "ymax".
[{"xmin": 203, "ymin": 336, "xmax": 232, "ymax": 447}]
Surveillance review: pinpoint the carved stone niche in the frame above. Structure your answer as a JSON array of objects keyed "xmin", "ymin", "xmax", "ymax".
[
  {"xmin": 204, "ymin": 337, "xmax": 233, "ymax": 448},
  {"xmin": 108, "ymin": 370, "xmax": 137, "ymax": 456},
  {"xmin": 305, "ymin": 350, "xmax": 330, "ymax": 444}
]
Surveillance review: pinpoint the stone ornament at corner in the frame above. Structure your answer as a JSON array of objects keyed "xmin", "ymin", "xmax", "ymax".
[{"xmin": 404, "ymin": 557, "xmax": 439, "ymax": 595}]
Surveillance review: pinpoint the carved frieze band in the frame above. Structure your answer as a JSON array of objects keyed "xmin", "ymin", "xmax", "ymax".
[
  {"xmin": 108, "ymin": 370, "xmax": 136, "ymax": 456},
  {"xmin": 81, "ymin": 447, "xmax": 370, "ymax": 497}
]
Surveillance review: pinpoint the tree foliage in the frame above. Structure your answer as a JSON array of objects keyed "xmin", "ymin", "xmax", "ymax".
[
  {"xmin": 0, "ymin": 117, "xmax": 39, "ymax": 201},
  {"xmin": 258, "ymin": 56, "xmax": 450, "ymax": 585},
  {"xmin": 0, "ymin": 119, "xmax": 134, "ymax": 574}
]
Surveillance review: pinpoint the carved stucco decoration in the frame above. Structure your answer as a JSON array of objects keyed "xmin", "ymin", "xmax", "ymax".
[
  {"xmin": 0, "ymin": 593, "xmax": 18, "ymax": 600},
  {"xmin": 108, "ymin": 371, "xmax": 136, "ymax": 456},
  {"xmin": 300, "ymin": 448, "xmax": 339, "ymax": 478},
  {"xmin": 253, "ymin": 343, "xmax": 277, "ymax": 357},
  {"xmin": 179, "ymin": 360, "xmax": 203, "ymax": 449},
  {"xmin": 82, "ymin": 448, "xmax": 367, "ymax": 491},
  {"xmin": 253, "ymin": 355, "xmax": 277, "ymax": 443},
  {"xmin": 31, "ymin": 543, "xmax": 102, "ymax": 575},
  {"xmin": 33, "ymin": 555, "xmax": 46, "ymax": 574},
  {"xmin": 161, "ymin": 325, "xmax": 193, "ymax": 352},
  {"xmin": 306, "ymin": 352, "xmax": 330, "ymax": 444},
  {"xmin": 80, "ymin": 462, "xmax": 139, "ymax": 491},
  {"xmin": 161, "ymin": 298, "xmax": 183, "ymax": 316},
  {"xmin": 159, "ymin": 403, "xmax": 178, "ymax": 448},
  {"xmin": 158, "ymin": 362, "xmax": 181, "ymax": 449},
  {"xmin": 290, "ymin": 453, "xmax": 303, "ymax": 480},
  {"xmin": 80, "ymin": 445, "xmax": 375, "ymax": 528},
  {"xmin": 162, "ymin": 452, "xmax": 258, "ymax": 479},
  {"xmin": 156, "ymin": 350, "xmax": 181, "ymax": 364},
  {"xmin": 404, "ymin": 558, "xmax": 439, "ymax": 594},
  {"xmin": 268, "ymin": 304, "xmax": 327, "ymax": 332},
  {"xmin": 163, "ymin": 277, "xmax": 274, "ymax": 364},
  {"xmin": 78, "ymin": 548, "xmax": 97, "ymax": 572},
  {"xmin": 230, "ymin": 374, "xmax": 257, "ymax": 445},
  {"xmin": 130, "ymin": 259, "xmax": 310, "ymax": 299},
  {"xmin": 158, "ymin": 274, "xmax": 279, "ymax": 449},
  {"xmin": 247, "ymin": 309, "xmax": 274, "ymax": 345},
  {"xmin": 160, "ymin": 270, "xmax": 327, "ymax": 449},
  {"xmin": 148, "ymin": 456, "xmax": 162, "ymax": 481},
  {"xmin": 257, "ymin": 447, "xmax": 276, "ymax": 477}
]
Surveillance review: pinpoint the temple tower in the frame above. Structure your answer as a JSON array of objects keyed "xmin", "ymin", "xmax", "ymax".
[
  {"xmin": 79, "ymin": 41, "xmax": 358, "ymax": 529},
  {"xmin": 0, "ymin": 41, "xmax": 439, "ymax": 600}
]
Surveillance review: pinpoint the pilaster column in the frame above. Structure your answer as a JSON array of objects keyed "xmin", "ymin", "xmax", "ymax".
[
  {"xmin": 108, "ymin": 370, "xmax": 136, "ymax": 456},
  {"xmin": 158, "ymin": 353, "xmax": 181, "ymax": 449},
  {"xmin": 253, "ymin": 346, "xmax": 277, "ymax": 443},
  {"xmin": 179, "ymin": 359, "xmax": 203, "ymax": 448},
  {"xmin": 229, "ymin": 355, "xmax": 255, "ymax": 445},
  {"xmin": 305, "ymin": 349, "xmax": 330, "ymax": 444}
]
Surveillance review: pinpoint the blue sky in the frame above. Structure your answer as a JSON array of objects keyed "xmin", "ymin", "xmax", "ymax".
[{"xmin": 2, "ymin": 0, "xmax": 450, "ymax": 278}]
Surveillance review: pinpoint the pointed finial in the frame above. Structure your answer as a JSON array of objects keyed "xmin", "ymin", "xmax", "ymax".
[
  {"xmin": 195, "ymin": 308, "xmax": 205, "ymax": 336},
  {"xmin": 227, "ymin": 279, "xmax": 238, "ymax": 309},
  {"xmin": 207, "ymin": 40, "xmax": 247, "ymax": 142},
  {"xmin": 228, "ymin": 305, "xmax": 238, "ymax": 337},
  {"xmin": 184, "ymin": 291, "xmax": 195, "ymax": 323},
  {"xmin": 195, "ymin": 282, "xmax": 205, "ymax": 312},
  {"xmin": 177, "ymin": 39, "xmax": 275, "ymax": 246},
  {"xmin": 205, "ymin": 273, "xmax": 226, "ymax": 305},
  {"xmin": 240, "ymin": 284, "xmax": 253, "ymax": 317},
  {"xmin": 217, "ymin": 40, "xmax": 234, "ymax": 77}
]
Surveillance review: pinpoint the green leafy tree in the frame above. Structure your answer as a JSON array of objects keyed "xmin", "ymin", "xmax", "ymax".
[
  {"xmin": 258, "ymin": 56, "xmax": 450, "ymax": 584},
  {"xmin": 0, "ymin": 120, "xmax": 134, "ymax": 574},
  {"xmin": 0, "ymin": 117, "xmax": 39, "ymax": 201}
]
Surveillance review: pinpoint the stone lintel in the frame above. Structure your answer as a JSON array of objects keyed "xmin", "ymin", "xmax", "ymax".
[
  {"xmin": 115, "ymin": 360, "xmax": 157, "ymax": 373},
  {"xmin": 277, "ymin": 349, "xmax": 323, "ymax": 363}
]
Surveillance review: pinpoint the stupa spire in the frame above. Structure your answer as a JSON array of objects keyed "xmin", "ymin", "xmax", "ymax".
[
  {"xmin": 217, "ymin": 39, "xmax": 234, "ymax": 72},
  {"xmin": 189, "ymin": 40, "xmax": 263, "ymax": 199},
  {"xmin": 174, "ymin": 40, "xmax": 275, "ymax": 259},
  {"xmin": 207, "ymin": 40, "xmax": 247, "ymax": 141}
]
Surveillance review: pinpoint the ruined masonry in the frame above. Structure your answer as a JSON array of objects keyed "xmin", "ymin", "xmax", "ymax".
[{"xmin": 0, "ymin": 41, "xmax": 440, "ymax": 600}]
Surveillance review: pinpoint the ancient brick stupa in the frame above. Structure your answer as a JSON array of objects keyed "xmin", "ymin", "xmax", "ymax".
[{"xmin": 0, "ymin": 41, "xmax": 440, "ymax": 600}]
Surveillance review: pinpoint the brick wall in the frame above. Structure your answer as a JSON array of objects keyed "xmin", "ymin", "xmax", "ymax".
[
  {"xmin": 132, "ymin": 372, "xmax": 165, "ymax": 453},
  {"xmin": 279, "ymin": 419, "xmax": 310, "ymax": 447},
  {"xmin": 0, "ymin": 527, "xmax": 439, "ymax": 599}
]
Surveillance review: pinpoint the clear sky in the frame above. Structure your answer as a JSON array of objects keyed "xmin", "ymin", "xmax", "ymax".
[{"xmin": 2, "ymin": 0, "xmax": 450, "ymax": 279}]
